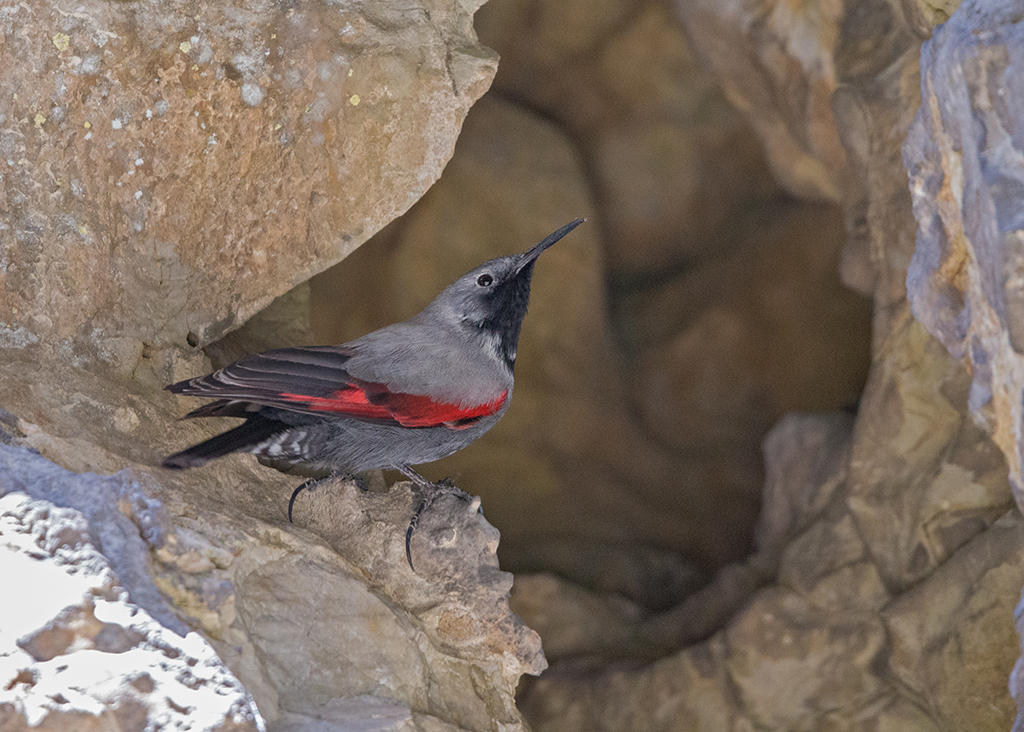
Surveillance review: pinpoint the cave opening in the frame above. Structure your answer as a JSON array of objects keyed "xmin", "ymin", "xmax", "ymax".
[
  {"xmin": 202, "ymin": 0, "xmax": 873, "ymax": 683},
  {"xmin": 185, "ymin": 12, "xmax": 880, "ymax": 732}
]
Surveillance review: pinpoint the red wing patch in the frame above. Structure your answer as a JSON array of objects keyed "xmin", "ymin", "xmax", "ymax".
[{"xmin": 280, "ymin": 384, "xmax": 507, "ymax": 429}]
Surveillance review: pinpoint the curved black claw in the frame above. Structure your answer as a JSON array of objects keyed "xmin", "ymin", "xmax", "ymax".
[
  {"xmin": 405, "ymin": 493, "xmax": 430, "ymax": 572},
  {"xmin": 287, "ymin": 483, "xmax": 304, "ymax": 523},
  {"xmin": 288, "ymin": 476, "xmax": 326, "ymax": 523},
  {"xmin": 401, "ymin": 474, "xmax": 473, "ymax": 572}
]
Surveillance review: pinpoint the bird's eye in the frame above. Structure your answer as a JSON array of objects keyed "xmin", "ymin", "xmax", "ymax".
[{"xmin": 476, "ymin": 273, "xmax": 493, "ymax": 287}]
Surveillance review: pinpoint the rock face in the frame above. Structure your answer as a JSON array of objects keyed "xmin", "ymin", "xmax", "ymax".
[
  {"xmin": 519, "ymin": 406, "xmax": 1022, "ymax": 731},
  {"xmin": 672, "ymin": 0, "xmax": 853, "ymax": 202},
  {"xmin": 0, "ymin": 447, "xmax": 260, "ymax": 732},
  {"xmin": 0, "ymin": 0, "xmax": 495, "ymax": 365},
  {"xmin": 904, "ymin": 0, "xmax": 1024, "ymax": 503},
  {"xmin": 0, "ymin": 421, "xmax": 543, "ymax": 730},
  {"xmin": 900, "ymin": 2, "xmax": 1024, "ymax": 723}
]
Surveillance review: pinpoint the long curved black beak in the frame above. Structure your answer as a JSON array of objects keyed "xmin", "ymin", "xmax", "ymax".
[{"xmin": 516, "ymin": 218, "xmax": 586, "ymax": 273}]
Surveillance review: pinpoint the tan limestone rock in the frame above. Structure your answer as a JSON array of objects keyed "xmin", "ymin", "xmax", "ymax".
[{"xmin": 0, "ymin": 0, "xmax": 495, "ymax": 370}]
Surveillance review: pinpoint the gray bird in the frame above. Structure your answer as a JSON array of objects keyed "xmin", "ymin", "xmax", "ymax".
[{"xmin": 163, "ymin": 218, "xmax": 585, "ymax": 567}]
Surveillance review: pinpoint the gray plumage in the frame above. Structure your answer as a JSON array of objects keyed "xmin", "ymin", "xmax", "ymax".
[{"xmin": 163, "ymin": 219, "xmax": 585, "ymax": 488}]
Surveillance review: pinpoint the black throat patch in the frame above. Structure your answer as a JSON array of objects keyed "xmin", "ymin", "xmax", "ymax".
[{"xmin": 477, "ymin": 264, "xmax": 535, "ymax": 369}]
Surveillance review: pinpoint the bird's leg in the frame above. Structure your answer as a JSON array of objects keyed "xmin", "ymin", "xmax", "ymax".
[
  {"xmin": 396, "ymin": 465, "xmax": 432, "ymax": 571},
  {"xmin": 395, "ymin": 464, "xmax": 435, "ymax": 489}
]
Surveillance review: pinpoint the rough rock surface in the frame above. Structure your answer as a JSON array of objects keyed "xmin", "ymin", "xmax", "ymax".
[
  {"xmin": 0, "ymin": 447, "xmax": 260, "ymax": 731},
  {"xmin": 672, "ymin": 0, "xmax": 853, "ymax": 201},
  {"xmin": 899, "ymin": 2, "xmax": 1024, "ymax": 723},
  {"xmin": 0, "ymin": 423, "xmax": 543, "ymax": 730},
  {"xmin": 904, "ymin": 0, "xmax": 1024, "ymax": 502},
  {"xmin": 518, "ymin": 408, "xmax": 1022, "ymax": 731},
  {"xmin": 0, "ymin": 0, "xmax": 495, "ymax": 365}
]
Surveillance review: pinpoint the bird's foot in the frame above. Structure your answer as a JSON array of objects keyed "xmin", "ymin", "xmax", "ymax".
[
  {"xmin": 288, "ymin": 472, "xmax": 361, "ymax": 522},
  {"xmin": 405, "ymin": 493, "xmax": 430, "ymax": 572},
  {"xmin": 400, "ymin": 471, "xmax": 470, "ymax": 572}
]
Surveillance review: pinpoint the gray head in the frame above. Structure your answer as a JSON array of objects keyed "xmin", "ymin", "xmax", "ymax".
[{"xmin": 421, "ymin": 218, "xmax": 586, "ymax": 368}]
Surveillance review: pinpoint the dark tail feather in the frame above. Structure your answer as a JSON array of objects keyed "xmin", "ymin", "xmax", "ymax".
[{"xmin": 163, "ymin": 417, "xmax": 286, "ymax": 469}]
